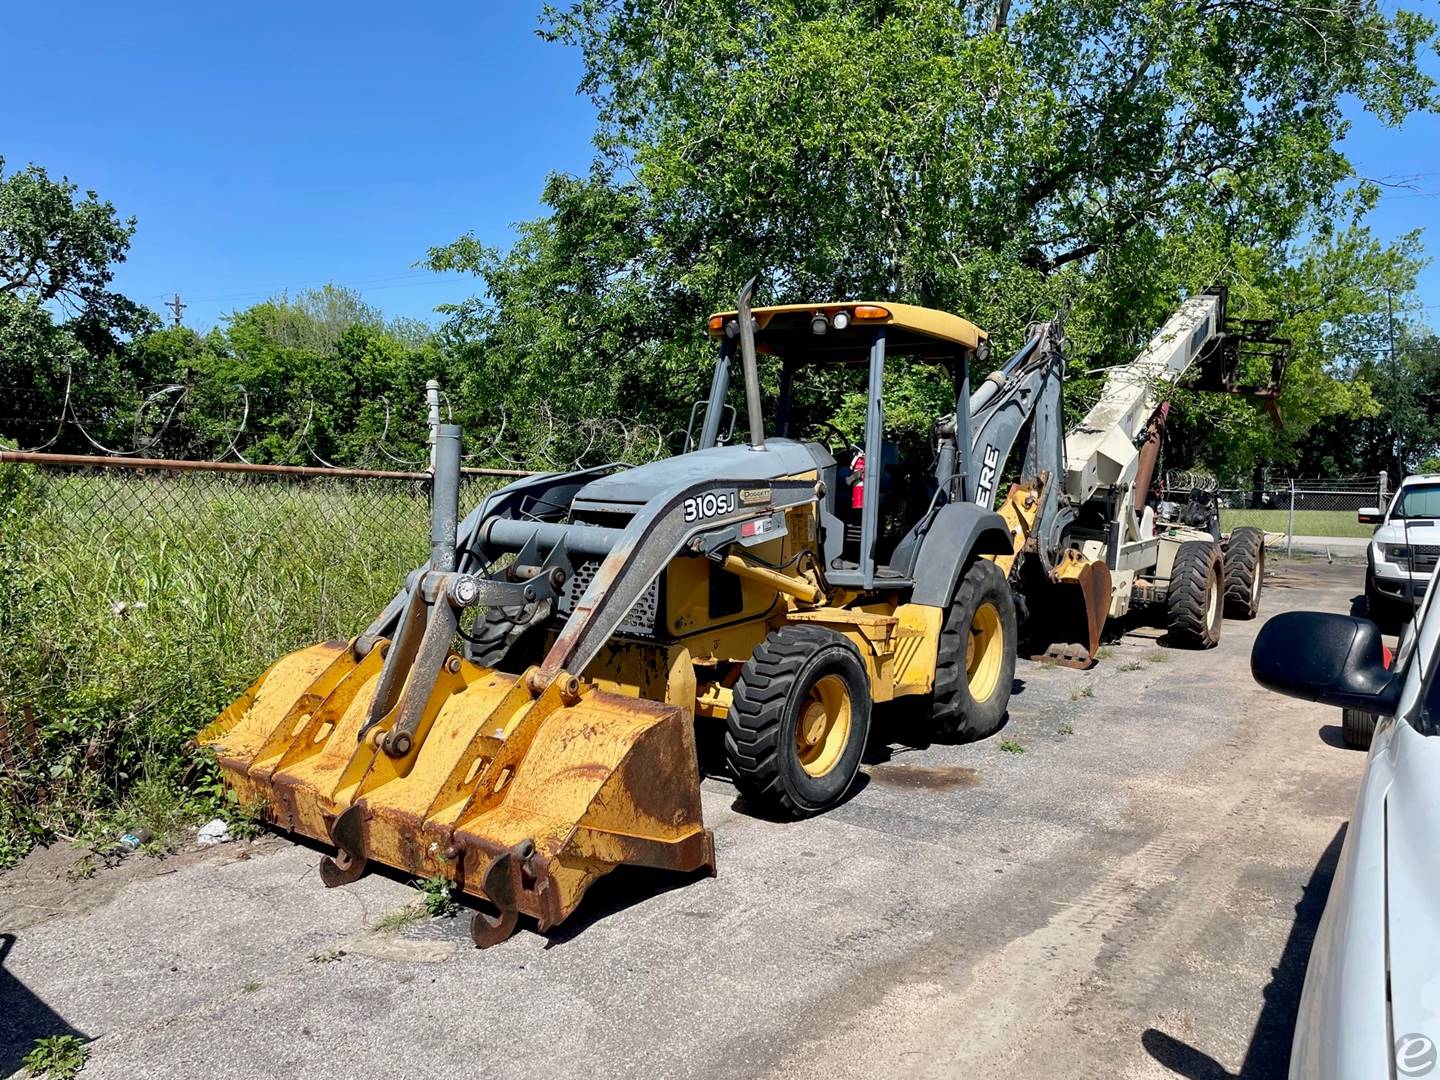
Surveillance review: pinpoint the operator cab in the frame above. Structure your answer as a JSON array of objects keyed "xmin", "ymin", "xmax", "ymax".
[{"xmin": 694, "ymin": 297, "xmax": 990, "ymax": 590}]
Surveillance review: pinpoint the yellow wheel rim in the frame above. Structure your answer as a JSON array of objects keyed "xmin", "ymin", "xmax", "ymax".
[
  {"xmin": 966, "ymin": 602, "xmax": 1004, "ymax": 704},
  {"xmin": 795, "ymin": 674, "xmax": 853, "ymax": 778}
]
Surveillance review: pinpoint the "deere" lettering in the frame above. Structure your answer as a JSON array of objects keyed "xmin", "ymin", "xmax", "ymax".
[{"xmin": 974, "ymin": 444, "xmax": 1001, "ymax": 507}]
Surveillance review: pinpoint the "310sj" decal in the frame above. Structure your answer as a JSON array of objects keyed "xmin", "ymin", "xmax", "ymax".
[{"xmin": 683, "ymin": 490, "xmax": 737, "ymax": 522}]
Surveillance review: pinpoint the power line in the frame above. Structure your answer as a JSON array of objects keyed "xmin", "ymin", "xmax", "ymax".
[{"xmin": 180, "ymin": 269, "xmax": 450, "ymax": 306}]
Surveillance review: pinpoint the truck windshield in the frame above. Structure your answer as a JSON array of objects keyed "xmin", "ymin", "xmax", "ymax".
[{"xmin": 1392, "ymin": 484, "xmax": 1440, "ymax": 520}]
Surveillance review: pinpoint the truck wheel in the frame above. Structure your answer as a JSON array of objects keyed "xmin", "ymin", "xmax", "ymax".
[
  {"xmin": 931, "ymin": 559, "xmax": 1017, "ymax": 741},
  {"xmin": 1341, "ymin": 707, "xmax": 1377, "ymax": 750},
  {"xmin": 1166, "ymin": 541, "xmax": 1224, "ymax": 648},
  {"xmin": 467, "ymin": 604, "xmax": 547, "ymax": 672},
  {"xmin": 1223, "ymin": 526, "xmax": 1265, "ymax": 620},
  {"xmin": 726, "ymin": 625, "xmax": 872, "ymax": 818}
]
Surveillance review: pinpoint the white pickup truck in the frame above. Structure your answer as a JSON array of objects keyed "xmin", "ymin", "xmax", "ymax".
[
  {"xmin": 1361, "ymin": 473, "xmax": 1440, "ymax": 629},
  {"xmin": 1252, "ymin": 562, "xmax": 1440, "ymax": 1078}
]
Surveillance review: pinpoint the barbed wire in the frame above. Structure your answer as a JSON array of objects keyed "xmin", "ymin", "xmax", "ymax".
[{"xmin": 0, "ymin": 370, "xmax": 681, "ymax": 473}]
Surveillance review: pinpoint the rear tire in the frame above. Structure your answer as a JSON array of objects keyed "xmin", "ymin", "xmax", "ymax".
[
  {"xmin": 1341, "ymin": 707, "xmax": 1377, "ymax": 750},
  {"xmin": 932, "ymin": 559, "xmax": 1017, "ymax": 742},
  {"xmin": 726, "ymin": 625, "xmax": 872, "ymax": 818},
  {"xmin": 1166, "ymin": 541, "xmax": 1224, "ymax": 648},
  {"xmin": 1223, "ymin": 527, "xmax": 1265, "ymax": 620}
]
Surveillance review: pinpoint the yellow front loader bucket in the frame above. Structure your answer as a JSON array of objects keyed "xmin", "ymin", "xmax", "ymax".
[{"xmin": 199, "ymin": 640, "xmax": 714, "ymax": 946}]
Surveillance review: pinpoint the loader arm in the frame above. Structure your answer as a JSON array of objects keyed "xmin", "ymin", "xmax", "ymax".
[
  {"xmin": 356, "ymin": 463, "xmax": 627, "ymax": 655},
  {"xmin": 535, "ymin": 476, "xmax": 820, "ymax": 691}
]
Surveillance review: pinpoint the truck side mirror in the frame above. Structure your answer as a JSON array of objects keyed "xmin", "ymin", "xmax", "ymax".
[
  {"xmin": 1251, "ymin": 611, "xmax": 1400, "ymax": 714},
  {"xmin": 1357, "ymin": 506, "xmax": 1382, "ymax": 525}
]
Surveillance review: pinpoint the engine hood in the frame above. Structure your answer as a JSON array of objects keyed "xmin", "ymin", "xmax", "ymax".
[
  {"xmin": 574, "ymin": 439, "xmax": 829, "ymax": 508},
  {"xmin": 1374, "ymin": 518, "xmax": 1440, "ymax": 546}
]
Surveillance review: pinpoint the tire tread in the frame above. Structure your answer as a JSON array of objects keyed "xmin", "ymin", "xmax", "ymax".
[
  {"xmin": 726, "ymin": 625, "xmax": 868, "ymax": 818},
  {"xmin": 1166, "ymin": 541, "xmax": 1223, "ymax": 648}
]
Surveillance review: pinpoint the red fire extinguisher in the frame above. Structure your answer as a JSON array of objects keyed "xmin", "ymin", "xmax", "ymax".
[{"xmin": 851, "ymin": 450, "xmax": 866, "ymax": 509}]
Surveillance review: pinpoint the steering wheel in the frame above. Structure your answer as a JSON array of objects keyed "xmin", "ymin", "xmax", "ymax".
[{"xmin": 805, "ymin": 420, "xmax": 858, "ymax": 457}]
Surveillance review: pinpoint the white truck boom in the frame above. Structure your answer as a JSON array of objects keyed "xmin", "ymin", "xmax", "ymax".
[
  {"xmin": 1058, "ymin": 287, "xmax": 1288, "ymax": 644},
  {"xmin": 1064, "ymin": 292, "xmax": 1225, "ymax": 508}
]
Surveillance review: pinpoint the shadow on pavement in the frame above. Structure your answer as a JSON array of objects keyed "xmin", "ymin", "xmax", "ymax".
[
  {"xmin": 539, "ymin": 863, "xmax": 716, "ymax": 948},
  {"xmin": 1316, "ymin": 724, "xmax": 1359, "ymax": 750},
  {"xmin": 0, "ymin": 932, "xmax": 90, "ymax": 1075},
  {"xmin": 1140, "ymin": 823, "xmax": 1346, "ymax": 1079}
]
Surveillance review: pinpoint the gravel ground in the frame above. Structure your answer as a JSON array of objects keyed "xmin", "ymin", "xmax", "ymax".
[{"xmin": 1, "ymin": 558, "xmax": 1368, "ymax": 1080}]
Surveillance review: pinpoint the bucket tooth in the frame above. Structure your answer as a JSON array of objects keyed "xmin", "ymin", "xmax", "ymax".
[{"xmin": 319, "ymin": 804, "xmax": 367, "ymax": 887}]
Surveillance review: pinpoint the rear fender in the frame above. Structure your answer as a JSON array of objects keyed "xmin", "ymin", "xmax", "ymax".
[{"xmin": 909, "ymin": 503, "xmax": 1014, "ymax": 607}]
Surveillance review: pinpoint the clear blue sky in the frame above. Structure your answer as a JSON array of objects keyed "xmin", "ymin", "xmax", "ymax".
[
  {"xmin": 2, "ymin": 2, "xmax": 1437, "ymax": 331},
  {"xmin": 1, "ymin": 4, "xmax": 595, "ymax": 330}
]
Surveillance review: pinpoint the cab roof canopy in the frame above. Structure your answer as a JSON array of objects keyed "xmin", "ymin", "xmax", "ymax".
[{"xmin": 705, "ymin": 302, "xmax": 988, "ymax": 365}]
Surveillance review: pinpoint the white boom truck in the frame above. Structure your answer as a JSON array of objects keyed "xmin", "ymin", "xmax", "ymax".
[{"xmin": 1060, "ymin": 287, "xmax": 1289, "ymax": 647}]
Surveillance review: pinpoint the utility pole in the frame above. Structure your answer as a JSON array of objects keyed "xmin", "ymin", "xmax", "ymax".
[
  {"xmin": 166, "ymin": 292, "xmax": 186, "ymax": 327},
  {"xmin": 1386, "ymin": 288, "xmax": 1396, "ymax": 364}
]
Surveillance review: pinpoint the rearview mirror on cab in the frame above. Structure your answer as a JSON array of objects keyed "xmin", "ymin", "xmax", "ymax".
[
  {"xmin": 1251, "ymin": 611, "xmax": 1400, "ymax": 715},
  {"xmin": 1357, "ymin": 506, "xmax": 1382, "ymax": 525}
]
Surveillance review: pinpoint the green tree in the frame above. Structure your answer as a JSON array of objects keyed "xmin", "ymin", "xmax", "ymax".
[
  {"xmin": 1295, "ymin": 328, "xmax": 1440, "ymax": 480},
  {"xmin": 434, "ymin": 0, "xmax": 1437, "ymax": 461},
  {"xmin": 139, "ymin": 287, "xmax": 453, "ymax": 465},
  {"xmin": 0, "ymin": 157, "xmax": 156, "ymax": 450},
  {"xmin": 1158, "ymin": 227, "xmax": 1425, "ymax": 482}
]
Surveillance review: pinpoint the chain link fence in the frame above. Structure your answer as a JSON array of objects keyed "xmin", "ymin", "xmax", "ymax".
[
  {"xmin": 0, "ymin": 453, "xmax": 518, "ymax": 860},
  {"xmin": 1213, "ymin": 474, "xmax": 1387, "ymax": 549}
]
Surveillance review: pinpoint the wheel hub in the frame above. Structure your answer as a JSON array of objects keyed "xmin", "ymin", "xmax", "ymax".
[
  {"xmin": 966, "ymin": 602, "xmax": 1005, "ymax": 703},
  {"xmin": 795, "ymin": 674, "xmax": 853, "ymax": 778}
]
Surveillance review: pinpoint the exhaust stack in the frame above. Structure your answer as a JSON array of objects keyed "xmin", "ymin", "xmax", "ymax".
[{"xmin": 736, "ymin": 277, "xmax": 766, "ymax": 451}]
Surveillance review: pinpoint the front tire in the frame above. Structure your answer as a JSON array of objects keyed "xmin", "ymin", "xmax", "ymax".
[
  {"xmin": 466, "ymin": 603, "xmax": 548, "ymax": 672},
  {"xmin": 1223, "ymin": 527, "xmax": 1265, "ymax": 620},
  {"xmin": 932, "ymin": 559, "xmax": 1017, "ymax": 741},
  {"xmin": 1341, "ymin": 707, "xmax": 1377, "ymax": 750},
  {"xmin": 1166, "ymin": 541, "xmax": 1224, "ymax": 648},
  {"xmin": 726, "ymin": 625, "xmax": 872, "ymax": 818}
]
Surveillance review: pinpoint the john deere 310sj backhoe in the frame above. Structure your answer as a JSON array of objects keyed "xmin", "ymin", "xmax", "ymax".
[{"xmin": 203, "ymin": 281, "xmax": 1119, "ymax": 946}]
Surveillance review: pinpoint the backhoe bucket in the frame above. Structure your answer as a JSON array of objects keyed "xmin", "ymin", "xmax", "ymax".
[
  {"xmin": 199, "ymin": 642, "xmax": 714, "ymax": 945},
  {"xmin": 1022, "ymin": 552, "xmax": 1113, "ymax": 669}
]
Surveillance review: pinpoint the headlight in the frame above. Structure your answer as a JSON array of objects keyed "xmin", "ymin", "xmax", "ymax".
[{"xmin": 1385, "ymin": 543, "xmax": 1412, "ymax": 566}]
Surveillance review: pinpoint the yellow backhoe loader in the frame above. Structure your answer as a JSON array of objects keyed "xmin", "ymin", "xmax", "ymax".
[{"xmin": 202, "ymin": 282, "xmax": 1107, "ymax": 946}]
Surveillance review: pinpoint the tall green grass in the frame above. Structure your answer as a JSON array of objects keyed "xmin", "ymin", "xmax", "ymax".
[{"xmin": 0, "ymin": 464, "xmax": 497, "ymax": 865}]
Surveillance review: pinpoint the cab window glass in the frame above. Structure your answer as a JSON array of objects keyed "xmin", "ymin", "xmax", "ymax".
[{"xmin": 1394, "ymin": 484, "xmax": 1440, "ymax": 520}]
